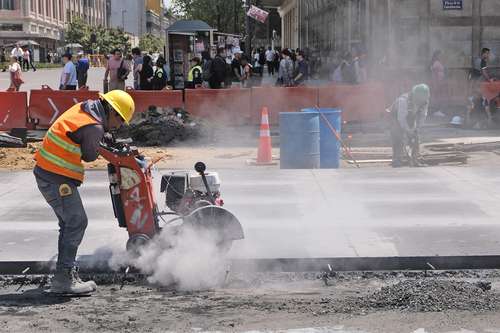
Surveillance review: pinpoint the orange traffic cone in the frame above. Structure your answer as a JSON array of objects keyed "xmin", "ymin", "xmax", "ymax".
[{"xmin": 256, "ymin": 107, "xmax": 273, "ymax": 164}]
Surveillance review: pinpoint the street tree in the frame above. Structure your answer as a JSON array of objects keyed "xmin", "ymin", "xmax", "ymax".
[
  {"xmin": 171, "ymin": 0, "xmax": 245, "ymax": 34},
  {"xmin": 102, "ymin": 28, "xmax": 131, "ymax": 54},
  {"xmin": 139, "ymin": 33, "xmax": 165, "ymax": 53},
  {"xmin": 64, "ymin": 18, "xmax": 131, "ymax": 55},
  {"xmin": 64, "ymin": 17, "xmax": 90, "ymax": 47}
]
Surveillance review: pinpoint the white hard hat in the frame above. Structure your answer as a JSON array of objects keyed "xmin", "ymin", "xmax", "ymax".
[{"xmin": 450, "ymin": 116, "xmax": 463, "ymax": 126}]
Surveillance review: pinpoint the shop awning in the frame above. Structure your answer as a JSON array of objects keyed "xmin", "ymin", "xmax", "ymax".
[{"xmin": 166, "ymin": 20, "xmax": 215, "ymax": 33}]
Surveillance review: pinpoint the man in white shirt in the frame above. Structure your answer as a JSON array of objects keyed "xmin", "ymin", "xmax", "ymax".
[
  {"xmin": 265, "ymin": 46, "xmax": 275, "ymax": 76},
  {"xmin": 11, "ymin": 43, "xmax": 23, "ymax": 64},
  {"xmin": 60, "ymin": 53, "xmax": 78, "ymax": 90}
]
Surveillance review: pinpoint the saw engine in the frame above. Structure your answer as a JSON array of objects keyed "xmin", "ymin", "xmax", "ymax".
[
  {"xmin": 160, "ymin": 169, "xmax": 223, "ymax": 216},
  {"xmin": 98, "ymin": 137, "xmax": 244, "ymax": 253}
]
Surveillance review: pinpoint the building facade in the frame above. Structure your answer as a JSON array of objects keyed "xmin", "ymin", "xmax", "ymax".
[
  {"xmin": 66, "ymin": 0, "xmax": 107, "ymax": 27},
  {"xmin": 0, "ymin": 0, "xmax": 107, "ymax": 61},
  {"xmin": 108, "ymin": 0, "xmax": 170, "ymax": 40},
  {"xmin": 270, "ymin": 0, "xmax": 500, "ymax": 77},
  {"xmin": 0, "ymin": 0, "xmax": 65, "ymax": 61}
]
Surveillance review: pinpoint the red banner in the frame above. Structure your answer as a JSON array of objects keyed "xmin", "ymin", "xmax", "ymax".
[{"xmin": 247, "ymin": 5, "xmax": 269, "ymax": 23}]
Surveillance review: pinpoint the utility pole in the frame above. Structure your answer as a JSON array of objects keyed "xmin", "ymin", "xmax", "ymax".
[
  {"xmin": 244, "ymin": 0, "xmax": 251, "ymax": 56},
  {"xmin": 234, "ymin": 0, "xmax": 238, "ymax": 33},
  {"xmin": 121, "ymin": 9, "xmax": 127, "ymax": 31}
]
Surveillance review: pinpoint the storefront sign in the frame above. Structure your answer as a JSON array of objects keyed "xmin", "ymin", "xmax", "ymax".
[
  {"xmin": 247, "ymin": 5, "xmax": 269, "ymax": 23},
  {"xmin": 443, "ymin": 0, "xmax": 463, "ymax": 10}
]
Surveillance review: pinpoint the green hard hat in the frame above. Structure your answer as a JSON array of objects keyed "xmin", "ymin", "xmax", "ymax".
[{"xmin": 411, "ymin": 84, "xmax": 430, "ymax": 106}]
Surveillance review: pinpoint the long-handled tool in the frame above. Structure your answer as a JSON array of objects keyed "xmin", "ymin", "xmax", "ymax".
[
  {"xmin": 403, "ymin": 132, "xmax": 422, "ymax": 167},
  {"xmin": 316, "ymin": 107, "xmax": 360, "ymax": 168}
]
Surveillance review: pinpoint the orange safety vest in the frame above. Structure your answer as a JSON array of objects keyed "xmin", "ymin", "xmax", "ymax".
[{"xmin": 35, "ymin": 103, "xmax": 98, "ymax": 182}]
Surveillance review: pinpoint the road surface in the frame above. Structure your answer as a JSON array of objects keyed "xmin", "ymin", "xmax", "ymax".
[{"xmin": 1, "ymin": 165, "xmax": 500, "ymax": 261}]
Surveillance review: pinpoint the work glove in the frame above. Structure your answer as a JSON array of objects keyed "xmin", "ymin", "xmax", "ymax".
[{"xmin": 102, "ymin": 132, "xmax": 115, "ymax": 147}]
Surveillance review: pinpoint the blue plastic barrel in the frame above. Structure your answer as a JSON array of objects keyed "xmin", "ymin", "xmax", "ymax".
[
  {"xmin": 279, "ymin": 112, "xmax": 320, "ymax": 169},
  {"xmin": 302, "ymin": 108, "xmax": 342, "ymax": 168}
]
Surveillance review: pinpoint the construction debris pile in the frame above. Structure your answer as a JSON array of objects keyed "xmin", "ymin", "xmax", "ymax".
[
  {"xmin": 118, "ymin": 107, "xmax": 203, "ymax": 146},
  {"xmin": 334, "ymin": 279, "xmax": 498, "ymax": 313}
]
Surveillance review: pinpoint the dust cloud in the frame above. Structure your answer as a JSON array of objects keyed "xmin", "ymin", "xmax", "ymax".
[{"xmin": 107, "ymin": 226, "xmax": 229, "ymax": 291}]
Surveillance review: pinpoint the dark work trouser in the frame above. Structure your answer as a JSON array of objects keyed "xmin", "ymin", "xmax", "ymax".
[
  {"xmin": 77, "ymin": 72, "xmax": 88, "ymax": 88},
  {"xmin": 266, "ymin": 61, "xmax": 274, "ymax": 75},
  {"xmin": 390, "ymin": 124, "xmax": 405, "ymax": 166},
  {"xmin": 35, "ymin": 175, "xmax": 88, "ymax": 271},
  {"xmin": 22, "ymin": 59, "xmax": 29, "ymax": 71},
  {"xmin": 390, "ymin": 121, "xmax": 420, "ymax": 166}
]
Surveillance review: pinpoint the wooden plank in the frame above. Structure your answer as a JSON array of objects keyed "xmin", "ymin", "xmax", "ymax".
[{"xmin": 347, "ymin": 159, "xmax": 392, "ymax": 164}]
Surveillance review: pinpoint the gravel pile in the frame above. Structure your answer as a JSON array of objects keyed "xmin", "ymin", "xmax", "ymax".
[
  {"xmin": 119, "ymin": 107, "xmax": 203, "ymax": 146},
  {"xmin": 335, "ymin": 279, "xmax": 499, "ymax": 313}
]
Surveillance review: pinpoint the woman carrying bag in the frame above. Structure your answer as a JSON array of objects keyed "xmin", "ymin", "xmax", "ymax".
[{"xmin": 8, "ymin": 55, "xmax": 23, "ymax": 91}]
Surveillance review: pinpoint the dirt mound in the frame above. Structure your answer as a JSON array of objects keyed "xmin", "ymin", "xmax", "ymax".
[
  {"xmin": 335, "ymin": 279, "xmax": 499, "ymax": 313},
  {"xmin": 0, "ymin": 142, "xmax": 173, "ymax": 171},
  {"xmin": 0, "ymin": 143, "xmax": 38, "ymax": 170}
]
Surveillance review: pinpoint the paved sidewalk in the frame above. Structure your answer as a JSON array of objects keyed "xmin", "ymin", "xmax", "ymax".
[{"xmin": 0, "ymin": 67, "xmax": 133, "ymax": 92}]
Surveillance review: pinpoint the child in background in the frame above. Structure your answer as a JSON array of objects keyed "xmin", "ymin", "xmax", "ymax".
[{"xmin": 8, "ymin": 55, "xmax": 23, "ymax": 91}]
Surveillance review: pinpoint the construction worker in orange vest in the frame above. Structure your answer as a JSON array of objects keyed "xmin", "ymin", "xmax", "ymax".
[{"xmin": 34, "ymin": 90, "xmax": 135, "ymax": 295}]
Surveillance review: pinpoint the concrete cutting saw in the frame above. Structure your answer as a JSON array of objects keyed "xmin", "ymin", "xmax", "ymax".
[{"xmin": 98, "ymin": 137, "xmax": 244, "ymax": 253}]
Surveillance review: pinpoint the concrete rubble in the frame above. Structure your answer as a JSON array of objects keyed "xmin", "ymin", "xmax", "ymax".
[
  {"xmin": 332, "ymin": 279, "xmax": 497, "ymax": 313},
  {"xmin": 118, "ymin": 107, "xmax": 204, "ymax": 146},
  {"xmin": 2, "ymin": 270, "xmax": 500, "ymax": 332}
]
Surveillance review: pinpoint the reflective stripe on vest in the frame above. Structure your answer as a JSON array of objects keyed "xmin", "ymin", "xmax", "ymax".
[
  {"xmin": 38, "ymin": 148, "xmax": 85, "ymax": 174},
  {"xmin": 188, "ymin": 65, "xmax": 202, "ymax": 82},
  {"xmin": 46, "ymin": 130, "xmax": 82, "ymax": 155},
  {"xmin": 35, "ymin": 103, "xmax": 98, "ymax": 182}
]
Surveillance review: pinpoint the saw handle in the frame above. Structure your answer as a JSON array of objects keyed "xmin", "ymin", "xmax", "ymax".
[{"xmin": 194, "ymin": 162, "xmax": 216, "ymax": 205}]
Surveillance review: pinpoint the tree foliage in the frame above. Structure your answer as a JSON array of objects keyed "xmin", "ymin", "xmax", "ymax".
[
  {"xmin": 64, "ymin": 17, "xmax": 89, "ymax": 46},
  {"xmin": 171, "ymin": 0, "xmax": 246, "ymax": 34},
  {"xmin": 139, "ymin": 33, "xmax": 165, "ymax": 53},
  {"xmin": 64, "ymin": 18, "xmax": 131, "ymax": 54}
]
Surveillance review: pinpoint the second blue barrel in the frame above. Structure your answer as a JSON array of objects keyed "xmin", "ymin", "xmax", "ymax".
[
  {"xmin": 279, "ymin": 112, "xmax": 320, "ymax": 169},
  {"xmin": 302, "ymin": 108, "xmax": 342, "ymax": 169}
]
